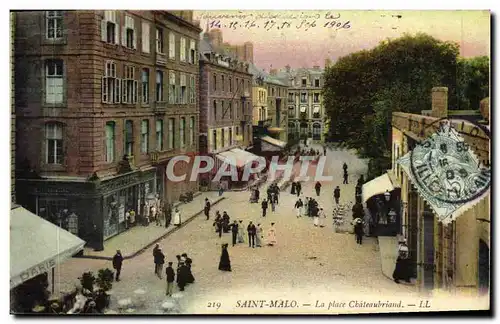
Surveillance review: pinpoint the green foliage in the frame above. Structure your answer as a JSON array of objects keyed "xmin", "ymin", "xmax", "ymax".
[
  {"xmin": 323, "ymin": 32, "xmax": 489, "ymax": 178},
  {"xmin": 96, "ymin": 268, "xmax": 114, "ymax": 292},
  {"xmin": 79, "ymin": 272, "xmax": 95, "ymax": 292}
]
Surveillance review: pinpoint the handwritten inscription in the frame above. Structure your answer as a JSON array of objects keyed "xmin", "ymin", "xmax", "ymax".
[{"xmin": 206, "ymin": 12, "xmax": 351, "ymax": 32}]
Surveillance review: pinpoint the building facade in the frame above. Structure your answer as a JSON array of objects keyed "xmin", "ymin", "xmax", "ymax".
[
  {"xmin": 277, "ymin": 66, "xmax": 325, "ymax": 142},
  {"xmin": 265, "ymin": 73, "xmax": 289, "ymax": 143},
  {"xmin": 14, "ymin": 10, "xmax": 202, "ymax": 249},
  {"xmin": 205, "ymin": 29, "xmax": 254, "ymax": 64},
  {"xmin": 198, "ymin": 36, "xmax": 253, "ymax": 156},
  {"xmin": 392, "ymin": 87, "xmax": 490, "ymax": 295}
]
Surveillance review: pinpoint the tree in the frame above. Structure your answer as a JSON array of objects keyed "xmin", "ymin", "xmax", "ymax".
[{"xmin": 456, "ymin": 56, "xmax": 490, "ymax": 110}]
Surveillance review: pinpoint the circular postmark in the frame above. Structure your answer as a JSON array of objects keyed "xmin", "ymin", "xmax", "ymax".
[{"xmin": 409, "ymin": 118, "xmax": 491, "ymax": 205}]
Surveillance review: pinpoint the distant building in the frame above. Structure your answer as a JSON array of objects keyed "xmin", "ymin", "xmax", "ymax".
[
  {"xmin": 276, "ymin": 65, "xmax": 325, "ymax": 142},
  {"xmin": 206, "ymin": 29, "xmax": 254, "ymax": 63}
]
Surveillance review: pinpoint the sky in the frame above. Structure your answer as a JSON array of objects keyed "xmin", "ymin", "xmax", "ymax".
[{"xmin": 193, "ymin": 10, "xmax": 490, "ymax": 70}]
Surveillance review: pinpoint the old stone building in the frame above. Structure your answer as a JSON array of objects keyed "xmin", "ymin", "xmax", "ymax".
[
  {"xmin": 390, "ymin": 87, "xmax": 490, "ymax": 295},
  {"xmin": 205, "ymin": 28, "xmax": 254, "ymax": 64},
  {"xmin": 14, "ymin": 10, "xmax": 202, "ymax": 249},
  {"xmin": 276, "ymin": 66, "xmax": 325, "ymax": 142},
  {"xmin": 198, "ymin": 34, "xmax": 254, "ymax": 188}
]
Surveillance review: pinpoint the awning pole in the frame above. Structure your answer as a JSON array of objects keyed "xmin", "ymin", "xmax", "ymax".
[{"xmin": 51, "ymin": 267, "xmax": 55, "ymax": 294}]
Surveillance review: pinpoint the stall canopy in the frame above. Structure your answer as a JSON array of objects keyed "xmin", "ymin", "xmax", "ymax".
[
  {"xmin": 261, "ymin": 136, "xmax": 287, "ymax": 151},
  {"xmin": 216, "ymin": 148, "xmax": 261, "ymax": 168},
  {"xmin": 362, "ymin": 172, "xmax": 399, "ymax": 203},
  {"xmin": 10, "ymin": 206, "xmax": 86, "ymax": 289}
]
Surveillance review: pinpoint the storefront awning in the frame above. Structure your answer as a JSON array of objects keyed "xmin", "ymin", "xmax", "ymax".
[
  {"xmin": 261, "ymin": 136, "xmax": 287, "ymax": 149},
  {"xmin": 216, "ymin": 148, "xmax": 260, "ymax": 168},
  {"xmin": 267, "ymin": 127, "xmax": 285, "ymax": 134},
  {"xmin": 362, "ymin": 173, "xmax": 399, "ymax": 203},
  {"xmin": 10, "ymin": 206, "xmax": 86, "ymax": 289}
]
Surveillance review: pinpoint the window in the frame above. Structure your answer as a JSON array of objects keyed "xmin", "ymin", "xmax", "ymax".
[
  {"xmin": 102, "ymin": 61, "xmax": 121, "ymax": 104},
  {"xmin": 169, "ymin": 32, "xmax": 175, "ymax": 59},
  {"xmin": 168, "ymin": 118, "xmax": 175, "ymax": 149},
  {"xmin": 156, "ymin": 28, "xmax": 164, "ymax": 53},
  {"xmin": 313, "ymin": 106, "xmax": 321, "ymax": 118},
  {"xmin": 189, "ymin": 117, "xmax": 195, "ymax": 146},
  {"xmin": 235, "ymin": 101, "xmax": 239, "ymax": 119},
  {"xmin": 180, "ymin": 73, "xmax": 187, "ymax": 104},
  {"xmin": 141, "ymin": 21, "xmax": 150, "ymax": 53},
  {"xmin": 314, "ymin": 78, "xmax": 320, "ymax": 87},
  {"xmin": 123, "ymin": 15, "xmax": 136, "ymax": 49},
  {"xmin": 122, "ymin": 66, "xmax": 138, "ymax": 104},
  {"xmin": 313, "ymin": 93, "xmax": 320, "ymax": 103},
  {"xmin": 313, "ymin": 123, "xmax": 321, "ymax": 140},
  {"xmin": 45, "ymin": 123, "xmax": 63, "ymax": 164},
  {"xmin": 213, "ymin": 129, "xmax": 217, "ymax": 151},
  {"xmin": 169, "ymin": 71, "xmax": 176, "ymax": 104},
  {"xmin": 221, "ymin": 75, "xmax": 225, "ymax": 92},
  {"xmin": 301, "ymin": 78, "xmax": 307, "ymax": 87},
  {"xmin": 229, "ymin": 102, "xmax": 233, "ymax": 119},
  {"xmin": 189, "ymin": 75, "xmax": 195, "ymax": 104},
  {"xmin": 300, "ymin": 92, "xmax": 307, "ymax": 103},
  {"xmin": 180, "ymin": 117, "xmax": 186, "ymax": 147},
  {"xmin": 46, "ymin": 11, "xmax": 63, "ymax": 40},
  {"xmin": 141, "ymin": 120, "xmax": 149, "ymax": 153},
  {"xmin": 236, "ymin": 126, "xmax": 239, "ymax": 136},
  {"xmin": 45, "ymin": 59, "xmax": 64, "ymax": 104},
  {"xmin": 156, "ymin": 120, "xmax": 163, "ymax": 151},
  {"xmin": 271, "ymin": 87, "xmax": 275, "ymax": 96},
  {"xmin": 213, "ymin": 74, "xmax": 217, "ymax": 91},
  {"xmin": 213, "ymin": 100, "xmax": 217, "ymax": 121},
  {"xmin": 229, "ymin": 77, "xmax": 232, "ymax": 92},
  {"xmin": 155, "ymin": 70, "xmax": 164, "ymax": 102},
  {"xmin": 105, "ymin": 122, "xmax": 115, "ymax": 163},
  {"xmin": 142, "ymin": 68, "xmax": 149, "ymax": 104},
  {"xmin": 180, "ymin": 37, "xmax": 186, "ymax": 62},
  {"xmin": 101, "ymin": 10, "xmax": 118, "ymax": 44},
  {"xmin": 221, "ymin": 101, "xmax": 225, "ymax": 119},
  {"xmin": 189, "ymin": 40, "xmax": 196, "ymax": 64},
  {"xmin": 124, "ymin": 120, "xmax": 134, "ymax": 156},
  {"xmin": 229, "ymin": 128, "xmax": 233, "ymax": 146},
  {"xmin": 288, "ymin": 92, "xmax": 294, "ymax": 103}
]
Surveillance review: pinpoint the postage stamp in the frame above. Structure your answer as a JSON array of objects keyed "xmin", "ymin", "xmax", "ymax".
[{"xmin": 10, "ymin": 8, "xmax": 490, "ymax": 316}]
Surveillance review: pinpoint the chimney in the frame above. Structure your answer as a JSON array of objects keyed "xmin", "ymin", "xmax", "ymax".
[
  {"xmin": 285, "ymin": 65, "xmax": 291, "ymax": 73},
  {"xmin": 431, "ymin": 87, "xmax": 448, "ymax": 118},
  {"xmin": 479, "ymin": 97, "xmax": 490, "ymax": 122}
]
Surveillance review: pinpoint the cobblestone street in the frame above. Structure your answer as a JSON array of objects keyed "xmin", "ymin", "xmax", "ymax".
[{"xmin": 53, "ymin": 147, "xmax": 420, "ymax": 314}]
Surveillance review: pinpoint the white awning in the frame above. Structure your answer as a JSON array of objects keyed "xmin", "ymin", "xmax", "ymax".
[
  {"xmin": 216, "ymin": 148, "xmax": 260, "ymax": 168},
  {"xmin": 10, "ymin": 206, "xmax": 86, "ymax": 289},
  {"xmin": 261, "ymin": 136, "xmax": 287, "ymax": 149},
  {"xmin": 362, "ymin": 173, "xmax": 399, "ymax": 203}
]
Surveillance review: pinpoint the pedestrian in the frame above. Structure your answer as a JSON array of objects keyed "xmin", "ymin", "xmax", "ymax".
[
  {"xmin": 334, "ymin": 186, "xmax": 341, "ymax": 205},
  {"xmin": 213, "ymin": 214, "xmax": 223, "ymax": 238},
  {"xmin": 343, "ymin": 170, "xmax": 349, "ymax": 184},
  {"xmin": 237, "ymin": 220, "xmax": 245, "ymax": 243},
  {"xmin": 218, "ymin": 244, "xmax": 232, "ymax": 272},
  {"xmin": 354, "ymin": 219, "xmax": 364, "ymax": 244},
  {"xmin": 222, "ymin": 211, "xmax": 230, "ymax": 233},
  {"xmin": 204, "ymin": 198, "xmax": 211, "ymax": 220},
  {"xmin": 291, "ymin": 181, "xmax": 296, "ymax": 195},
  {"xmin": 154, "ymin": 247, "xmax": 165, "ymax": 279},
  {"xmin": 294, "ymin": 198, "xmax": 303, "ymax": 218},
  {"xmin": 273, "ymin": 189, "xmax": 279, "ymax": 205},
  {"xmin": 247, "ymin": 221, "xmax": 256, "ymax": 248},
  {"xmin": 266, "ymin": 186, "xmax": 272, "ymax": 202},
  {"xmin": 323, "ymin": 146, "xmax": 327, "ymax": 156},
  {"xmin": 270, "ymin": 196, "xmax": 276, "ymax": 212},
  {"xmin": 153, "ymin": 244, "xmax": 160, "ymax": 275},
  {"xmin": 296, "ymin": 182, "xmax": 302, "ymax": 197},
  {"xmin": 165, "ymin": 262, "xmax": 175, "ymax": 296},
  {"xmin": 218, "ymin": 183, "xmax": 224, "ymax": 196},
  {"xmin": 261, "ymin": 199, "xmax": 268, "ymax": 217},
  {"xmin": 255, "ymin": 187, "xmax": 260, "ymax": 202},
  {"xmin": 393, "ymin": 240, "xmax": 411, "ymax": 284},
  {"xmin": 318, "ymin": 208, "xmax": 326, "ymax": 228},
  {"xmin": 343, "ymin": 162, "xmax": 348, "ymax": 174},
  {"xmin": 357, "ymin": 175, "xmax": 365, "ymax": 186},
  {"xmin": 176, "ymin": 254, "xmax": 182, "ymax": 269},
  {"xmin": 315, "ymin": 181, "xmax": 322, "ymax": 197},
  {"xmin": 230, "ymin": 220, "xmax": 239, "ymax": 246},
  {"xmin": 267, "ymin": 223, "xmax": 277, "ymax": 246},
  {"xmin": 182, "ymin": 253, "xmax": 195, "ymax": 284},
  {"xmin": 164, "ymin": 204, "xmax": 172, "ymax": 228},
  {"xmin": 112, "ymin": 250, "xmax": 123, "ymax": 282},
  {"xmin": 152, "ymin": 205, "xmax": 161, "ymax": 226},
  {"xmin": 173, "ymin": 208, "xmax": 181, "ymax": 227},
  {"xmin": 177, "ymin": 262, "xmax": 189, "ymax": 291},
  {"xmin": 255, "ymin": 224, "xmax": 263, "ymax": 247},
  {"xmin": 305, "ymin": 197, "xmax": 310, "ymax": 217}
]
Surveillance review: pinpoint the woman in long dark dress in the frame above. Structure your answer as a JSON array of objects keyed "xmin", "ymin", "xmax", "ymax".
[
  {"xmin": 393, "ymin": 244, "xmax": 411, "ymax": 283},
  {"xmin": 218, "ymin": 244, "xmax": 231, "ymax": 272},
  {"xmin": 290, "ymin": 182, "xmax": 296, "ymax": 195}
]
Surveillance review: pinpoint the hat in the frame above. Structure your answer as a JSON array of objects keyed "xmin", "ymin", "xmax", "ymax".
[{"xmin": 168, "ymin": 262, "xmax": 173, "ymax": 265}]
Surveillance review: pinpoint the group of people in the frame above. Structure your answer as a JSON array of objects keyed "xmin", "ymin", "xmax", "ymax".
[
  {"xmin": 213, "ymin": 211, "xmax": 233, "ymax": 237},
  {"xmin": 152, "ymin": 245, "xmax": 196, "ymax": 295},
  {"xmin": 294, "ymin": 196, "xmax": 327, "ymax": 227},
  {"xmin": 290, "ymin": 181, "xmax": 303, "ymax": 197}
]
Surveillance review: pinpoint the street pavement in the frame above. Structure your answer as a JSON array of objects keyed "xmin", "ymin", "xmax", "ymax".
[{"xmin": 52, "ymin": 146, "xmax": 420, "ymax": 314}]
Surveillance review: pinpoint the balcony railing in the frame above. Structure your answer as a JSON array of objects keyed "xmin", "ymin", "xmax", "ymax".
[{"xmin": 156, "ymin": 52, "xmax": 167, "ymax": 66}]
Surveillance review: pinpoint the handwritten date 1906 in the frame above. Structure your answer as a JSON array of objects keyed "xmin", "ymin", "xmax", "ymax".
[{"xmin": 208, "ymin": 19, "xmax": 351, "ymax": 31}]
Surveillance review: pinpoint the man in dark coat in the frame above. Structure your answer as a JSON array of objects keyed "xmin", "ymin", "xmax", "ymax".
[
  {"xmin": 343, "ymin": 170, "xmax": 349, "ymax": 184},
  {"xmin": 354, "ymin": 220, "xmax": 364, "ymax": 245},
  {"xmin": 261, "ymin": 199, "xmax": 268, "ymax": 217},
  {"xmin": 214, "ymin": 215, "xmax": 223, "ymax": 238},
  {"xmin": 204, "ymin": 198, "xmax": 211, "ymax": 220},
  {"xmin": 343, "ymin": 162, "xmax": 348, "ymax": 173},
  {"xmin": 177, "ymin": 262, "xmax": 189, "ymax": 291},
  {"xmin": 247, "ymin": 221, "xmax": 256, "ymax": 248},
  {"xmin": 266, "ymin": 187, "xmax": 272, "ymax": 202},
  {"xmin": 154, "ymin": 247, "xmax": 165, "ymax": 279},
  {"xmin": 323, "ymin": 146, "xmax": 327, "ymax": 156},
  {"xmin": 222, "ymin": 211, "xmax": 230, "ymax": 233},
  {"xmin": 153, "ymin": 244, "xmax": 160, "ymax": 275},
  {"xmin": 112, "ymin": 250, "xmax": 123, "ymax": 282},
  {"xmin": 291, "ymin": 182, "xmax": 296, "ymax": 195},
  {"xmin": 334, "ymin": 186, "xmax": 341, "ymax": 205},
  {"xmin": 315, "ymin": 182, "xmax": 322, "ymax": 197},
  {"xmin": 230, "ymin": 220, "xmax": 239, "ymax": 246},
  {"xmin": 165, "ymin": 262, "xmax": 175, "ymax": 296},
  {"xmin": 296, "ymin": 182, "xmax": 302, "ymax": 197},
  {"xmin": 165, "ymin": 203, "xmax": 172, "ymax": 228}
]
